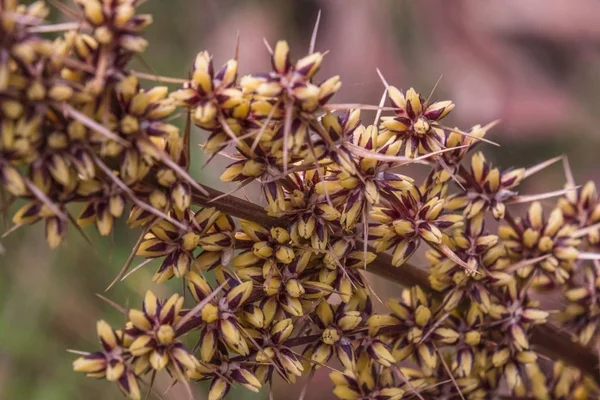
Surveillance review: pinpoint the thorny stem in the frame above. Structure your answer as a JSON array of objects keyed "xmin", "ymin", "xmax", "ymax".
[{"xmin": 189, "ymin": 187, "xmax": 600, "ymax": 379}]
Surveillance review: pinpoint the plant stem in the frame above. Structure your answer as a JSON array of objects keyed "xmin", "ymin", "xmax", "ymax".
[{"xmin": 192, "ymin": 186, "xmax": 282, "ymax": 228}]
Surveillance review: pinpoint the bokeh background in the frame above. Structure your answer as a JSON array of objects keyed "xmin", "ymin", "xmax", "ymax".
[{"xmin": 2, "ymin": 0, "xmax": 600, "ymax": 399}]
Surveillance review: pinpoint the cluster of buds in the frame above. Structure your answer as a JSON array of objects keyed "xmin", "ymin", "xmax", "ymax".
[
  {"xmin": 3, "ymin": 2, "xmax": 600, "ymax": 400},
  {"xmin": 499, "ymin": 201, "xmax": 581, "ymax": 286},
  {"xmin": 379, "ymin": 86, "xmax": 454, "ymax": 158},
  {"xmin": 0, "ymin": 0, "xmax": 196, "ymax": 252},
  {"xmin": 72, "ymin": 291, "xmax": 197, "ymax": 398}
]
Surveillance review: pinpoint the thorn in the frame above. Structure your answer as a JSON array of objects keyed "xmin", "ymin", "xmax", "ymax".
[
  {"xmin": 62, "ymin": 104, "xmax": 130, "ymax": 147},
  {"xmin": 130, "ymin": 70, "xmax": 188, "ymax": 85},
  {"xmin": 66, "ymin": 211, "xmax": 94, "ymax": 249},
  {"xmin": 392, "ymin": 365, "xmax": 426, "ymax": 400},
  {"xmin": 234, "ymin": 30, "xmax": 241, "ymax": 62},
  {"xmin": 171, "ymin": 361, "xmax": 194, "ymax": 400},
  {"xmin": 239, "ymin": 326, "xmax": 287, "ymax": 378},
  {"xmin": 66, "ymin": 349, "xmax": 91, "ymax": 356},
  {"xmin": 251, "ymin": 101, "xmax": 279, "ymax": 153},
  {"xmin": 362, "ymin": 208, "xmax": 369, "ymax": 271},
  {"xmin": 183, "ymin": 110, "xmax": 191, "ymax": 171},
  {"xmin": 507, "ymin": 186, "xmax": 580, "ymax": 205},
  {"xmin": 437, "ymin": 124, "xmax": 500, "ymax": 147},
  {"xmin": 322, "ymin": 103, "xmax": 396, "ymax": 111},
  {"xmin": 306, "ymin": 138, "xmax": 333, "ymax": 208},
  {"xmin": 144, "ymin": 370, "xmax": 157, "ymax": 400},
  {"xmin": 523, "ymin": 155, "xmax": 563, "ymax": 179},
  {"xmin": 263, "ymin": 38, "xmax": 273, "ymax": 55},
  {"xmin": 49, "ymin": 0, "xmax": 81, "ymax": 19},
  {"xmin": 200, "ymin": 151, "xmax": 220, "ymax": 169},
  {"xmin": 299, "ymin": 369, "xmax": 315, "ymax": 400},
  {"xmin": 156, "ymin": 146, "xmax": 209, "ymax": 196},
  {"xmin": 420, "ymin": 312, "xmax": 451, "ymax": 344},
  {"xmin": 208, "ymin": 178, "xmax": 253, "ymax": 203},
  {"xmin": 376, "ymin": 68, "xmax": 390, "ymax": 89},
  {"xmin": 295, "ymin": 351, "xmax": 343, "ymax": 374},
  {"xmin": 436, "ymin": 243, "xmax": 474, "ymax": 271},
  {"xmin": 505, "ymin": 254, "xmax": 550, "ymax": 274},
  {"xmin": 120, "ymin": 258, "xmax": 155, "ymax": 282},
  {"xmin": 578, "ymin": 253, "xmax": 600, "ymax": 261},
  {"xmin": 24, "ymin": 178, "xmax": 68, "ymax": 222},
  {"xmin": 309, "ymin": 10, "xmax": 322, "ymax": 55},
  {"xmin": 562, "ymin": 156, "xmax": 576, "ymax": 188},
  {"xmin": 437, "ymin": 158, "xmax": 466, "ymax": 190},
  {"xmin": 434, "ymin": 343, "xmax": 466, "ymax": 400},
  {"xmin": 162, "ymin": 380, "xmax": 178, "ymax": 396},
  {"xmin": 575, "ymin": 222, "xmax": 600, "ymax": 238},
  {"xmin": 282, "ymin": 99, "xmax": 294, "ymax": 174},
  {"xmin": 90, "ymin": 152, "xmax": 189, "ymax": 231},
  {"xmin": 217, "ymin": 112, "xmax": 242, "ymax": 148},
  {"xmin": 482, "ymin": 119, "xmax": 501, "ymax": 131},
  {"xmin": 345, "ymin": 142, "xmax": 469, "ymax": 165},
  {"xmin": 95, "ymin": 293, "xmax": 127, "ymax": 314},
  {"xmin": 1, "ymin": 223, "xmax": 23, "ymax": 239},
  {"xmin": 425, "ymin": 74, "xmax": 444, "ymax": 105},
  {"xmin": 134, "ymin": 53, "xmax": 161, "ymax": 79},
  {"xmin": 27, "ymin": 21, "xmax": 83, "ymax": 33},
  {"xmin": 373, "ymin": 87, "xmax": 389, "ymax": 127},
  {"xmin": 325, "ymin": 243, "xmax": 359, "ymax": 293}
]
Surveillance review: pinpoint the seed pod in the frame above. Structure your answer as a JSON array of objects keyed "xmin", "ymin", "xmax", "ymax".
[
  {"xmin": 220, "ymin": 318, "xmax": 249, "ymax": 355},
  {"xmin": 171, "ymin": 182, "xmax": 191, "ymax": 212},
  {"xmin": 368, "ymin": 341, "xmax": 395, "ymax": 367},
  {"xmin": 226, "ymin": 281, "xmax": 253, "ymax": 310},
  {"xmin": 208, "ymin": 377, "xmax": 230, "ymax": 400},
  {"xmin": 45, "ymin": 216, "xmax": 65, "ymax": 249},
  {"xmin": 338, "ymin": 312, "xmax": 362, "ymax": 331},
  {"xmin": 1, "ymin": 165, "xmax": 27, "ymax": 196},
  {"xmin": 230, "ymin": 368, "xmax": 261, "ymax": 393},
  {"xmin": 311, "ymin": 343, "xmax": 333, "ymax": 366},
  {"xmin": 272, "ymin": 41, "xmax": 290, "ymax": 74},
  {"xmin": 241, "ymin": 305, "xmax": 264, "ymax": 329}
]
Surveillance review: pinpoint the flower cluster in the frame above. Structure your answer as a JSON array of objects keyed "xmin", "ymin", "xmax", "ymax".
[{"xmin": 2, "ymin": 1, "xmax": 600, "ymax": 400}]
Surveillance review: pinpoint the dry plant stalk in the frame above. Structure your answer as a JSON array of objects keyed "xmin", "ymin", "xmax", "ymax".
[{"xmin": 1, "ymin": 1, "xmax": 600, "ymax": 399}]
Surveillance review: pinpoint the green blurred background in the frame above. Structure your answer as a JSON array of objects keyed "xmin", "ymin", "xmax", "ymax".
[{"xmin": 2, "ymin": 0, "xmax": 600, "ymax": 398}]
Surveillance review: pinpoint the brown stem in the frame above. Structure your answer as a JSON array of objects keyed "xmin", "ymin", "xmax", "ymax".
[
  {"xmin": 192, "ymin": 186, "xmax": 283, "ymax": 228},
  {"xmin": 364, "ymin": 246, "xmax": 430, "ymax": 288},
  {"xmin": 190, "ymin": 187, "xmax": 599, "ymax": 378}
]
